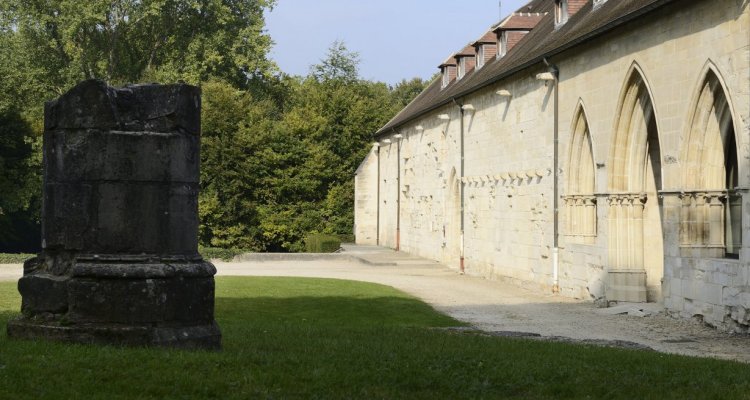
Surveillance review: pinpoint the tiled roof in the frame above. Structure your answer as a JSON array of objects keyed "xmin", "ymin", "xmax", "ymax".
[
  {"xmin": 438, "ymin": 55, "xmax": 457, "ymax": 67},
  {"xmin": 494, "ymin": 13, "xmax": 546, "ymax": 30},
  {"xmin": 455, "ymin": 45, "xmax": 477, "ymax": 57},
  {"xmin": 472, "ymin": 31, "xmax": 497, "ymax": 45},
  {"xmin": 376, "ymin": 0, "xmax": 678, "ymax": 137}
]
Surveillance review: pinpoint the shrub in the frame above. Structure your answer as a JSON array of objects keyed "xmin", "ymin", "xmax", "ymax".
[
  {"xmin": 0, "ymin": 253, "xmax": 34, "ymax": 264},
  {"xmin": 305, "ymin": 234, "xmax": 341, "ymax": 253},
  {"xmin": 199, "ymin": 247, "xmax": 249, "ymax": 261}
]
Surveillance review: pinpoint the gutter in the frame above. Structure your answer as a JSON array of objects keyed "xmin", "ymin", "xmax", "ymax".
[
  {"xmin": 543, "ymin": 57, "xmax": 561, "ymax": 294},
  {"xmin": 392, "ymin": 128, "xmax": 402, "ymax": 251},
  {"xmin": 376, "ymin": 144, "xmax": 381, "ymax": 246},
  {"xmin": 452, "ymin": 98, "xmax": 466, "ymax": 274},
  {"xmin": 373, "ymin": 0, "xmax": 674, "ymax": 138}
]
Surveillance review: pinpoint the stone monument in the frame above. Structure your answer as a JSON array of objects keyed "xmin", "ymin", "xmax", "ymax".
[{"xmin": 7, "ymin": 80, "xmax": 221, "ymax": 349}]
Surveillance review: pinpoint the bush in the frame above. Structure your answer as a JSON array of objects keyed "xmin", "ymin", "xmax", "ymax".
[
  {"xmin": 0, "ymin": 253, "xmax": 34, "ymax": 264},
  {"xmin": 199, "ymin": 247, "xmax": 250, "ymax": 261},
  {"xmin": 305, "ymin": 234, "xmax": 341, "ymax": 253},
  {"xmin": 337, "ymin": 234, "xmax": 355, "ymax": 244}
]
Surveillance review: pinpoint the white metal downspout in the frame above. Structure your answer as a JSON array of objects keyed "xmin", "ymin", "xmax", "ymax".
[{"xmin": 545, "ymin": 57, "xmax": 561, "ymax": 294}]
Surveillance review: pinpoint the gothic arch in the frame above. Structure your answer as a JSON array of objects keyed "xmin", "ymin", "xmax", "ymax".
[
  {"xmin": 679, "ymin": 63, "xmax": 741, "ymax": 258},
  {"xmin": 565, "ymin": 101, "xmax": 596, "ymax": 238},
  {"xmin": 606, "ymin": 64, "xmax": 664, "ymax": 302},
  {"xmin": 608, "ymin": 63, "xmax": 662, "ymax": 192}
]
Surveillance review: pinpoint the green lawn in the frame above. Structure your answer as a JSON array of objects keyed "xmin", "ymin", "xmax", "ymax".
[{"xmin": 0, "ymin": 277, "xmax": 748, "ymax": 399}]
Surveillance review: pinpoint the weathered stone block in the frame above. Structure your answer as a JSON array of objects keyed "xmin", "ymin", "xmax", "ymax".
[
  {"xmin": 8, "ymin": 80, "xmax": 220, "ymax": 350},
  {"xmin": 18, "ymin": 274, "xmax": 69, "ymax": 314},
  {"xmin": 606, "ymin": 269, "xmax": 647, "ymax": 303}
]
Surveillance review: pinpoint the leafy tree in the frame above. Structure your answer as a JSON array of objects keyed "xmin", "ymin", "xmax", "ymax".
[
  {"xmin": 0, "ymin": 0, "xmax": 276, "ymax": 92},
  {"xmin": 310, "ymin": 40, "xmax": 360, "ymax": 84}
]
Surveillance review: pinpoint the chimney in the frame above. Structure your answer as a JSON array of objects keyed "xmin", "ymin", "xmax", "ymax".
[
  {"xmin": 473, "ymin": 31, "xmax": 498, "ymax": 70},
  {"xmin": 439, "ymin": 56, "xmax": 457, "ymax": 89}
]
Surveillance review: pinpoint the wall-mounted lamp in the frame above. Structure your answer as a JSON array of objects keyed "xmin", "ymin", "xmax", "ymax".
[
  {"xmin": 461, "ymin": 104, "xmax": 475, "ymax": 112},
  {"xmin": 536, "ymin": 72, "xmax": 556, "ymax": 81},
  {"xmin": 372, "ymin": 142, "xmax": 380, "ymax": 148},
  {"xmin": 382, "ymin": 139, "xmax": 392, "ymax": 144},
  {"xmin": 437, "ymin": 114, "xmax": 450, "ymax": 120},
  {"xmin": 393, "ymin": 134, "xmax": 403, "ymax": 140},
  {"xmin": 496, "ymin": 89, "xmax": 512, "ymax": 97},
  {"xmin": 415, "ymin": 125, "xmax": 424, "ymax": 132}
]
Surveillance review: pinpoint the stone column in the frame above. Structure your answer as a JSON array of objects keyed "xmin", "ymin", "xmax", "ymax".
[{"xmin": 7, "ymin": 80, "xmax": 221, "ymax": 349}]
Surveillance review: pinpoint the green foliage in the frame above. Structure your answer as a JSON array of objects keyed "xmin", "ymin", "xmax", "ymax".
[
  {"xmin": 304, "ymin": 233, "xmax": 341, "ymax": 253},
  {"xmin": 198, "ymin": 247, "xmax": 249, "ymax": 261},
  {"xmin": 0, "ymin": 253, "xmax": 34, "ymax": 264},
  {"xmin": 198, "ymin": 41, "xmax": 426, "ymax": 252},
  {"xmin": 0, "ymin": 107, "xmax": 42, "ymax": 250},
  {"xmin": 0, "ymin": 0, "xmax": 427, "ymax": 254},
  {"xmin": 1, "ymin": 277, "xmax": 750, "ymax": 399},
  {"xmin": 0, "ymin": 0, "xmax": 276, "ymax": 90}
]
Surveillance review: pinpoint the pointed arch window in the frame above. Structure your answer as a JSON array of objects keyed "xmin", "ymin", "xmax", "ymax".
[
  {"xmin": 565, "ymin": 106, "xmax": 596, "ymax": 239},
  {"xmin": 680, "ymin": 69, "xmax": 741, "ymax": 258}
]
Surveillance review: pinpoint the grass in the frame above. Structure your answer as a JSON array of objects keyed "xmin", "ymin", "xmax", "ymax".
[{"xmin": 0, "ymin": 277, "xmax": 748, "ymax": 399}]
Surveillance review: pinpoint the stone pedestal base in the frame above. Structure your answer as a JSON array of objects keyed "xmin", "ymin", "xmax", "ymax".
[
  {"xmin": 7, "ymin": 256, "xmax": 222, "ymax": 350},
  {"xmin": 606, "ymin": 269, "xmax": 647, "ymax": 303},
  {"xmin": 7, "ymin": 320, "xmax": 221, "ymax": 350}
]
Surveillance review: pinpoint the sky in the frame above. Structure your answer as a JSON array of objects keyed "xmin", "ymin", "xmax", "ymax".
[{"xmin": 265, "ymin": 0, "xmax": 529, "ymax": 85}]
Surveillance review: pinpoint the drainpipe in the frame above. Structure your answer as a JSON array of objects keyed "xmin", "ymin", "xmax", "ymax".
[
  {"xmin": 453, "ymin": 98, "xmax": 466, "ymax": 274},
  {"xmin": 544, "ymin": 57, "xmax": 561, "ymax": 294},
  {"xmin": 392, "ymin": 128, "xmax": 403, "ymax": 251},
  {"xmin": 375, "ymin": 143, "xmax": 380, "ymax": 246}
]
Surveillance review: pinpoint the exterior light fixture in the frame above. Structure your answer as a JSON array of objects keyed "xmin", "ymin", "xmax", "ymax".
[
  {"xmin": 438, "ymin": 114, "xmax": 450, "ymax": 120},
  {"xmin": 536, "ymin": 72, "xmax": 556, "ymax": 81},
  {"xmin": 372, "ymin": 142, "xmax": 380, "ymax": 148},
  {"xmin": 382, "ymin": 139, "xmax": 392, "ymax": 144},
  {"xmin": 496, "ymin": 89, "xmax": 512, "ymax": 97},
  {"xmin": 462, "ymin": 104, "xmax": 475, "ymax": 111},
  {"xmin": 415, "ymin": 125, "xmax": 424, "ymax": 132},
  {"xmin": 394, "ymin": 134, "xmax": 403, "ymax": 139}
]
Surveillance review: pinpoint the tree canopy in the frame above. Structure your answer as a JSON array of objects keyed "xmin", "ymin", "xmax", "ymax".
[{"xmin": 0, "ymin": 5, "xmax": 429, "ymax": 252}]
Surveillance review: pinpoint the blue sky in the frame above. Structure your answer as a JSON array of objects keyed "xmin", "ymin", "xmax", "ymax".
[{"xmin": 265, "ymin": 0, "xmax": 529, "ymax": 85}]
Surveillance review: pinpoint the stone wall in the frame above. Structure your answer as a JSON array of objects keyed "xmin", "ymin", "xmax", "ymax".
[
  {"xmin": 354, "ymin": 149, "xmax": 378, "ymax": 244},
  {"xmin": 356, "ymin": 0, "xmax": 750, "ymax": 331}
]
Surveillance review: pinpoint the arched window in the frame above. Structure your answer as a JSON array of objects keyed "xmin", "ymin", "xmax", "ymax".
[
  {"xmin": 681, "ymin": 69, "xmax": 741, "ymax": 258},
  {"xmin": 565, "ymin": 105, "xmax": 596, "ymax": 240}
]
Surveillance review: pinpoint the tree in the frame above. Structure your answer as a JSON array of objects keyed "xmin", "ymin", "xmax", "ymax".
[
  {"xmin": 310, "ymin": 40, "xmax": 360, "ymax": 84},
  {"xmin": 0, "ymin": 0, "xmax": 277, "ymax": 92}
]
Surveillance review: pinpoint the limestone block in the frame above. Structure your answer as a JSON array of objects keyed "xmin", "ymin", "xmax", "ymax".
[{"xmin": 606, "ymin": 269, "xmax": 647, "ymax": 303}]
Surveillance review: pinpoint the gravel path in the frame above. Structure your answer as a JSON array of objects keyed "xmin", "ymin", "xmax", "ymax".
[{"xmin": 2, "ymin": 246, "xmax": 748, "ymax": 363}]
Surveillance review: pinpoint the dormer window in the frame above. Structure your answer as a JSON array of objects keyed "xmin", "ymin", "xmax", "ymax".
[
  {"xmin": 497, "ymin": 31, "xmax": 508, "ymax": 58},
  {"xmin": 439, "ymin": 58, "xmax": 457, "ymax": 89},
  {"xmin": 458, "ymin": 57, "xmax": 467, "ymax": 79},
  {"xmin": 472, "ymin": 31, "xmax": 496, "ymax": 70},
  {"xmin": 555, "ymin": 0, "xmax": 569, "ymax": 26}
]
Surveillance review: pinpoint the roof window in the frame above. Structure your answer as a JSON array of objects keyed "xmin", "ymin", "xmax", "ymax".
[{"xmin": 555, "ymin": 0, "xmax": 569, "ymax": 26}]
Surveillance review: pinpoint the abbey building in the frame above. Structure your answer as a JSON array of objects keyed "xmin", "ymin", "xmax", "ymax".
[{"xmin": 354, "ymin": 0, "xmax": 750, "ymax": 331}]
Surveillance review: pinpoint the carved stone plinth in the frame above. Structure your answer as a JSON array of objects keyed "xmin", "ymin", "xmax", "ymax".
[{"xmin": 7, "ymin": 80, "xmax": 221, "ymax": 349}]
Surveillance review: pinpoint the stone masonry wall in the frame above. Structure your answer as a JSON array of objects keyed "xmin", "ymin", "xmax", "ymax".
[{"xmin": 356, "ymin": 0, "xmax": 750, "ymax": 331}]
